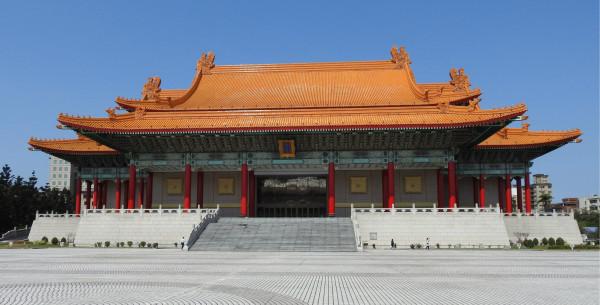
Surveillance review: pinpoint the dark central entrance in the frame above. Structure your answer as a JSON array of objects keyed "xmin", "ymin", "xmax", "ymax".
[{"xmin": 256, "ymin": 175, "xmax": 327, "ymax": 217}]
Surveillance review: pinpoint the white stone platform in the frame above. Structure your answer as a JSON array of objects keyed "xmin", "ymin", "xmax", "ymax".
[
  {"xmin": 27, "ymin": 212, "xmax": 80, "ymax": 242},
  {"xmin": 353, "ymin": 204, "xmax": 511, "ymax": 248},
  {"xmin": 504, "ymin": 211, "xmax": 583, "ymax": 245},
  {"xmin": 0, "ymin": 248, "xmax": 597, "ymax": 305}
]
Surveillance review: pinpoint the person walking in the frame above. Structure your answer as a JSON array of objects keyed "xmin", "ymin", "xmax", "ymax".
[
  {"xmin": 425, "ymin": 237, "xmax": 430, "ymax": 250},
  {"xmin": 180, "ymin": 236, "xmax": 185, "ymax": 250},
  {"xmin": 391, "ymin": 239, "xmax": 395, "ymax": 249}
]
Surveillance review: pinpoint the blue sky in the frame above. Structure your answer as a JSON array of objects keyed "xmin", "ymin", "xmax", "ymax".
[{"xmin": 0, "ymin": 1, "xmax": 597, "ymax": 200}]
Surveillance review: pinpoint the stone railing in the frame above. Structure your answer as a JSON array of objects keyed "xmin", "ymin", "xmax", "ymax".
[
  {"xmin": 186, "ymin": 206, "xmax": 221, "ymax": 250},
  {"xmin": 351, "ymin": 203, "xmax": 501, "ymax": 219},
  {"xmin": 35, "ymin": 211, "xmax": 80, "ymax": 219},
  {"xmin": 349, "ymin": 204, "xmax": 362, "ymax": 251},
  {"xmin": 82, "ymin": 205, "xmax": 213, "ymax": 216},
  {"xmin": 503, "ymin": 209, "xmax": 574, "ymax": 218}
]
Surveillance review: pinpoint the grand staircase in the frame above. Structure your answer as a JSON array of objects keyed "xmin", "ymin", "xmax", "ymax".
[{"xmin": 189, "ymin": 217, "xmax": 357, "ymax": 252}]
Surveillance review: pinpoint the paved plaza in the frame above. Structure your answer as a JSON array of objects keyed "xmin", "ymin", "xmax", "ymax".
[{"xmin": 0, "ymin": 248, "xmax": 598, "ymax": 305}]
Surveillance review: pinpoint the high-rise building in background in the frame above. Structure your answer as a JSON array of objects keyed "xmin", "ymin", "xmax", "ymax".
[
  {"xmin": 531, "ymin": 174, "xmax": 552, "ymax": 211},
  {"xmin": 48, "ymin": 156, "xmax": 76, "ymax": 190}
]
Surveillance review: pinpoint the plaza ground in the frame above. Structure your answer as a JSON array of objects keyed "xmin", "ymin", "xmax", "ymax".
[{"xmin": 0, "ymin": 248, "xmax": 598, "ymax": 305}]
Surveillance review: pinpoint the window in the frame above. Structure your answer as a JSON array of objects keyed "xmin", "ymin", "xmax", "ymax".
[{"xmin": 52, "ymin": 174, "xmax": 56, "ymax": 178}]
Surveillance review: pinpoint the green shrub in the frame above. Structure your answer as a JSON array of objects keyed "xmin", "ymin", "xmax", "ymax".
[
  {"xmin": 120, "ymin": 242, "xmax": 125, "ymax": 248},
  {"xmin": 541, "ymin": 237, "xmax": 548, "ymax": 245},
  {"xmin": 410, "ymin": 244, "xmax": 415, "ymax": 249},
  {"xmin": 95, "ymin": 242, "xmax": 102, "ymax": 248},
  {"xmin": 104, "ymin": 241, "xmax": 110, "ymax": 248},
  {"xmin": 548, "ymin": 237, "xmax": 556, "ymax": 246},
  {"xmin": 416, "ymin": 244, "xmax": 422, "ymax": 249},
  {"xmin": 548, "ymin": 244, "xmax": 570, "ymax": 250},
  {"xmin": 41, "ymin": 236, "xmax": 48, "ymax": 244},
  {"xmin": 116, "ymin": 242, "xmax": 120, "ymax": 248},
  {"xmin": 532, "ymin": 238, "xmax": 539, "ymax": 246},
  {"xmin": 436, "ymin": 243, "xmax": 440, "ymax": 249},
  {"xmin": 139, "ymin": 241, "xmax": 146, "ymax": 248},
  {"xmin": 152, "ymin": 243, "xmax": 158, "ymax": 249},
  {"xmin": 127, "ymin": 241, "xmax": 133, "ymax": 247},
  {"xmin": 574, "ymin": 244, "xmax": 600, "ymax": 250},
  {"xmin": 174, "ymin": 242, "xmax": 178, "ymax": 248},
  {"xmin": 60, "ymin": 237, "xmax": 67, "ymax": 245},
  {"xmin": 556, "ymin": 237, "xmax": 565, "ymax": 246},
  {"xmin": 51, "ymin": 237, "xmax": 59, "ymax": 245},
  {"xmin": 146, "ymin": 243, "xmax": 152, "ymax": 248}
]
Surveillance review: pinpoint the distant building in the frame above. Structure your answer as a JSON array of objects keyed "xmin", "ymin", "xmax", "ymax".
[
  {"xmin": 532, "ymin": 174, "xmax": 552, "ymax": 211},
  {"xmin": 579, "ymin": 195, "xmax": 600, "ymax": 211},
  {"xmin": 48, "ymin": 156, "xmax": 76, "ymax": 190},
  {"xmin": 552, "ymin": 197, "xmax": 579, "ymax": 212}
]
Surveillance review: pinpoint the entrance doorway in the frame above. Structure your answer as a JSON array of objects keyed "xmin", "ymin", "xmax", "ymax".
[{"xmin": 255, "ymin": 175, "xmax": 327, "ymax": 217}]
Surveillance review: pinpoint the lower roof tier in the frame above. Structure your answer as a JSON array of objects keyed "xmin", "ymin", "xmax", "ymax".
[{"xmin": 57, "ymin": 104, "xmax": 526, "ymax": 134}]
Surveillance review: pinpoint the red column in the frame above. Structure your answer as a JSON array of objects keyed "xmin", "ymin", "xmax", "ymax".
[
  {"xmin": 382, "ymin": 170, "xmax": 388, "ymax": 208},
  {"xmin": 479, "ymin": 174, "xmax": 486, "ymax": 208},
  {"xmin": 472, "ymin": 177, "xmax": 479, "ymax": 206},
  {"xmin": 497, "ymin": 177, "xmax": 505, "ymax": 210},
  {"xmin": 115, "ymin": 177, "xmax": 121, "ymax": 210},
  {"xmin": 146, "ymin": 172, "xmax": 153, "ymax": 209},
  {"xmin": 327, "ymin": 162, "xmax": 335, "ymax": 216},
  {"xmin": 127, "ymin": 165, "xmax": 136, "ymax": 209},
  {"xmin": 505, "ymin": 174, "xmax": 512, "ymax": 213},
  {"xmin": 387, "ymin": 162, "xmax": 395, "ymax": 208},
  {"xmin": 138, "ymin": 178, "xmax": 145, "ymax": 209},
  {"xmin": 184, "ymin": 164, "xmax": 191, "ymax": 209},
  {"xmin": 436, "ymin": 169, "xmax": 444, "ymax": 208},
  {"xmin": 196, "ymin": 171, "xmax": 204, "ymax": 208},
  {"xmin": 240, "ymin": 163, "xmax": 248, "ymax": 217},
  {"xmin": 75, "ymin": 178, "xmax": 82, "ymax": 215},
  {"xmin": 85, "ymin": 180, "xmax": 91, "ymax": 209},
  {"xmin": 516, "ymin": 176, "xmax": 523, "ymax": 212},
  {"xmin": 92, "ymin": 177, "xmax": 99, "ymax": 209},
  {"xmin": 448, "ymin": 161, "xmax": 457, "ymax": 209},
  {"xmin": 249, "ymin": 171, "xmax": 255, "ymax": 217},
  {"xmin": 123, "ymin": 180, "xmax": 129, "ymax": 208},
  {"xmin": 102, "ymin": 181, "xmax": 108, "ymax": 209},
  {"xmin": 524, "ymin": 172, "xmax": 532, "ymax": 214}
]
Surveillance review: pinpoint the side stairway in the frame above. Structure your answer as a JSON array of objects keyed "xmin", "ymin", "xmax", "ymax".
[{"xmin": 189, "ymin": 217, "xmax": 357, "ymax": 252}]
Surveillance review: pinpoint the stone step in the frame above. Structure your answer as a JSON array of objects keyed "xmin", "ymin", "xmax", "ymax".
[{"xmin": 189, "ymin": 217, "xmax": 357, "ymax": 252}]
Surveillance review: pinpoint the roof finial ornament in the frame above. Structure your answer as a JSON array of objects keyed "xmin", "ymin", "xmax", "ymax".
[
  {"xmin": 105, "ymin": 108, "xmax": 117, "ymax": 119},
  {"xmin": 449, "ymin": 68, "xmax": 471, "ymax": 92},
  {"xmin": 141, "ymin": 76, "xmax": 161, "ymax": 100},
  {"xmin": 468, "ymin": 97, "xmax": 481, "ymax": 111},
  {"xmin": 135, "ymin": 107, "xmax": 146, "ymax": 119},
  {"xmin": 197, "ymin": 51, "xmax": 216, "ymax": 75},
  {"xmin": 390, "ymin": 46, "xmax": 411, "ymax": 68}
]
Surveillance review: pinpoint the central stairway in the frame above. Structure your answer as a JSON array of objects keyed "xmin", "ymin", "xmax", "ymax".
[{"xmin": 189, "ymin": 217, "xmax": 357, "ymax": 252}]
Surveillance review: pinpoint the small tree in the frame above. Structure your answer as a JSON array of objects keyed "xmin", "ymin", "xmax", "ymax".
[
  {"xmin": 541, "ymin": 237, "xmax": 548, "ymax": 246},
  {"xmin": 41, "ymin": 236, "xmax": 48, "ymax": 244},
  {"xmin": 127, "ymin": 241, "xmax": 133, "ymax": 247},
  {"xmin": 51, "ymin": 237, "xmax": 59, "ymax": 245},
  {"xmin": 104, "ymin": 241, "xmax": 110, "ymax": 248},
  {"xmin": 537, "ymin": 192, "xmax": 553, "ymax": 212},
  {"xmin": 533, "ymin": 238, "xmax": 539, "ymax": 246},
  {"xmin": 556, "ymin": 237, "xmax": 565, "ymax": 246},
  {"xmin": 548, "ymin": 237, "xmax": 556, "ymax": 246},
  {"xmin": 139, "ymin": 241, "xmax": 146, "ymax": 248}
]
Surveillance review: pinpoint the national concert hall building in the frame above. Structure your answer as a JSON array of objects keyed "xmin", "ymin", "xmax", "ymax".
[{"xmin": 29, "ymin": 47, "xmax": 581, "ymax": 218}]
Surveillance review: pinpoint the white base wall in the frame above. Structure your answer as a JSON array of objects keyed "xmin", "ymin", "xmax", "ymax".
[
  {"xmin": 28, "ymin": 216, "xmax": 80, "ymax": 242},
  {"xmin": 503, "ymin": 214, "xmax": 583, "ymax": 245},
  {"xmin": 74, "ymin": 211, "xmax": 207, "ymax": 246},
  {"xmin": 355, "ymin": 211, "xmax": 510, "ymax": 247}
]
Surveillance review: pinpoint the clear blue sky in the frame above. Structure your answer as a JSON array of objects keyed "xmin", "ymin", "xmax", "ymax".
[{"xmin": 0, "ymin": 1, "xmax": 597, "ymax": 200}]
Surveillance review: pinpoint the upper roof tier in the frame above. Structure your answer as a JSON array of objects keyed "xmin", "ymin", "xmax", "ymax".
[
  {"xmin": 476, "ymin": 124, "xmax": 582, "ymax": 149},
  {"xmin": 115, "ymin": 47, "xmax": 481, "ymax": 111},
  {"xmin": 28, "ymin": 135, "xmax": 118, "ymax": 155}
]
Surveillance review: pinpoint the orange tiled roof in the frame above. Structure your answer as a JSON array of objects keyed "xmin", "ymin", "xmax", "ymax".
[
  {"xmin": 116, "ymin": 48, "xmax": 481, "ymax": 111},
  {"xmin": 477, "ymin": 124, "xmax": 582, "ymax": 149},
  {"xmin": 28, "ymin": 136, "xmax": 118, "ymax": 155},
  {"xmin": 58, "ymin": 104, "xmax": 526, "ymax": 134}
]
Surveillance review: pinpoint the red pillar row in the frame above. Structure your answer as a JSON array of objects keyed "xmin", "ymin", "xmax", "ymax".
[
  {"xmin": 505, "ymin": 174, "xmax": 512, "ymax": 213},
  {"xmin": 516, "ymin": 176, "xmax": 523, "ymax": 212},
  {"xmin": 115, "ymin": 177, "xmax": 121, "ymax": 210},
  {"xmin": 497, "ymin": 177, "xmax": 505, "ymax": 210},
  {"xmin": 240, "ymin": 163, "xmax": 248, "ymax": 217},
  {"xmin": 184, "ymin": 164, "xmax": 191, "ymax": 210},
  {"xmin": 75, "ymin": 178, "xmax": 82, "ymax": 214},
  {"xmin": 386, "ymin": 162, "xmax": 395, "ymax": 208},
  {"xmin": 249, "ymin": 171, "xmax": 255, "ymax": 217},
  {"xmin": 128, "ymin": 165, "xmax": 136, "ymax": 209},
  {"xmin": 327, "ymin": 162, "xmax": 335, "ymax": 216},
  {"xmin": 196, "ymin": 171, "xmax": 204, "ymax": 209},
  {"xmin": 479, "ymin": 174, "xmax": 486, "ymax": 208},
  {"xmin": 448, "ymin": 161, "xmax": 457, "ymax": 209},
  {"xmin": 524, "ymin": 172, "xmax": 532, "ymax": 214}
]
